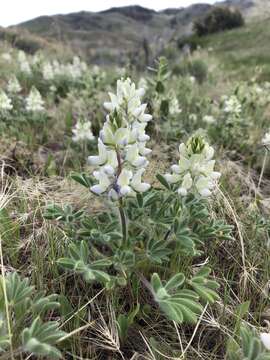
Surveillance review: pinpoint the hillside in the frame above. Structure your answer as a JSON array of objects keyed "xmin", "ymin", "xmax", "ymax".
[
  {"xmin": 11, "ymin": 4, "xmax": 216, "ymax": 64},
  {"xmin": 190, "ymin": 14, "xmax": 270, "ymax": 80},
  {"xmin": 8, "ymin": 0, "xmax": 270, "ymax": 64}
]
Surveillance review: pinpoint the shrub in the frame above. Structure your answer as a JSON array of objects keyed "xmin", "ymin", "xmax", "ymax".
[
  {"xmin": 172, "ymin": 59, "xmax": 208, "ymax": 83},
  {"xmin": 188, "ymin": 59, "xmax": 208, "ymax": 83},
  {"xmin": 193, "ymin": 6, "xmax": 244, "ymax": 37}
]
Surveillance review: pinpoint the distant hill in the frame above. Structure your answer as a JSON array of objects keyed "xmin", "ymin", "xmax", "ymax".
[
  {"xmin": 11, "ymin": 4, "xmax": 214, "ymax": 64},
  {"xmin": 10, "ymin": 0, "xmax": 269, "ymax": 64}
]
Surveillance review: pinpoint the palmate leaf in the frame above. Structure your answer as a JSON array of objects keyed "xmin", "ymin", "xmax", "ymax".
[
  {"xmin": 58, "ymin": 241, "xmax": 111, "ymax": 284},
  {"xmin": 113, "ymin": 249, "xmax": 135, "ymax": 272},
  {"xmin": 0, "ymin": 272, "xmax": 34, "ymax": 310},
  {"xmin": 32, "ymin": 292, "xmax": 60, "ymax": 316},
  {"xmin": 188, "ymin": 267, "xmax": 220, "ymax": 304},
  {"xmin": 146, "ymin": 238, "xmax": 172, "ymax": 264},
  {"xmin": 238, "ymin": 325, "xmax": 270, "ymax": 360},
  {"xmin": 22, "ymin": 317, "xmax": 66, "ymax": 359},
  {"xmin": 151, "ymin": 273, "xmax": 203, "ymax": 324},
  {"xmin": 44, "ymin": 204, "xmax": 84, "ymax": 223}
]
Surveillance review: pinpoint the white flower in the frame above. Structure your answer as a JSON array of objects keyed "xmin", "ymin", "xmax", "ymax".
[
  {"xmin": 49, "ymin": 85, "xmax": 57, "ymax": 93},
  {"xmin": 103, "ymin": 78, "xmax": 151, "ymax": 124},
  {"xmin": 125, "ymin": 144, "xmax": 147, "ymax": 168},
  {"xmin": 189, "ymin": 113, "xmax": 197, "ymax": 122},
  {"xmin": 178, "ymin": 173, "xmax": 192, "ymax": 196},
  {"xmin": 20, "ymin": 60, "xmax": 32, "ymax": 75},
  {"xmin": 72, "ymin": 121, "xmax": 94, "ymax": 142},
  {"xmin": 26, "ymin": 87, "xmax": 45, "ymax": 112},
  {"xmin": 43, "ymin": 62, "xmax": 54, "ymax": 80},
  {"xmin": 88, "ymin": 139, "xmax": 117, "ymax": 168},
  {"xmin": 203, "ymin": 115, "xmax": 216, "ymax": 124},
  {"xmin": 1, "ymin": 53, "xmax": 12, "ymax": 62},
  {"xmin": 89, "ymin": 78, "xmax": 151, "ymax": 199},
  {"xmin": 0, "ymin": 91, "xmax": 13, "ymax": 111},
  {"xmin": 131, "ymin": 168, "xmax": 150, "ymax": 193},
  {"xmin": 164, "ymin": 135, "xmax": 220, "ymax": 198},
  {"xmin": 117, "ymin": 169, "xmax": 133, "ymax": 195},
  {"xmin": 7, "ymin": 76, "xmax": 21, "ymax": 93},
  {"xmin": 170, "ymin": 96, "xmax": 182, "ymax": 115},
  {"xmin": 223, "ymin": 95, "xmax": 242, "ymax": 115},
  {"xmin": 260, "ymin": 333, "xmax": 270, "ymax": 350},
  {"xmin": 91, "ymin": 169, "xmax": 111, "ymax": 195},
  {"xmin": 32, "ymin": 53, "xmax": 43, "ymax": 65},
  {"xmin": 138, "ymin": 77, "xmax": 148, "ymax": 91},
  {"xmin": 18, "ymin": 50, "xmax": 26, "ymax": 63},
  {"xmin": 262, "ymin": 131, "xmax": 270, "ymax": 147}
]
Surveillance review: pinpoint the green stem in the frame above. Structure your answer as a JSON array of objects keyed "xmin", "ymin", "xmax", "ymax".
[
  {"xmin": 119, "ymin": 199, "xmax": 128, "ymax": 248},
  {"xmin": 258, "ymin": 148, "xmax": 268, "ymax": 190}
]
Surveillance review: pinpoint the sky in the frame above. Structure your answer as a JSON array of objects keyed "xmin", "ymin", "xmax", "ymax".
[{"xmin": 0, "ymin": 0, "xmax": 221, "ymax": 27}]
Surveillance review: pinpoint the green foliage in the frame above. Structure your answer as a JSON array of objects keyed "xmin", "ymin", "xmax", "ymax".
[
  {"xmin": 0, "ymin": 272, "xmax": 65, "ymax": 358},
  {"xmin": 22, "ymin": 318, "xmax": 65, "ymax": 359},
  {"xmin": 151, "ymin": 272, "xmax": 203, "ymax": 323},
  {"xmin": 188, "ymin": 59, "xmax": 208, "ymax": 84},
  {"xmin": 227, "ymin": 325, "xmax": 270, "ymax": 360},
  {"xmin": 117, "ymin": 304, "xmax": 140, "ymax": 341},
  {"xmin": 188, "ymin": 267, "xmax": 220, "ymax": 304},
  {"xmin": 44, "ymin": 204, "xmax": 84, "ymax": 223},
  {"xmin": 58, "ymin": 241, "xmax": 111, "ymax": 284},
  {"xmin": 194, "ymin": 6, "xmax": 244, "ymax": 37}
]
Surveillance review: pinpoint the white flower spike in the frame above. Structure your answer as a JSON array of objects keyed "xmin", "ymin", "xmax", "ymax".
[
  {"xmin": 89, "ymin": 77, "xmax": 152, "ymax": 199},
  {"xmin": 164, "ymin": 135, "xmax": 220, "ymax": 198}
]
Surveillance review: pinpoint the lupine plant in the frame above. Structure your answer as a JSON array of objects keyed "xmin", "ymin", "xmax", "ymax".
[
  {"xmin": 45, "ymin": 77, "xmax": 232, "ymax": 348},
  {"xmin": 0, "ymin": 272, "xmax": 65, "ymax": 359}
]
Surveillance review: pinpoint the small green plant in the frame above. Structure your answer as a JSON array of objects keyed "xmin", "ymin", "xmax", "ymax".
[
  {"xmin": 0, "ymin": 272, "xmax": 65, "ymax": 358},
  {"xmin": 227, "ymin": 325, "xmax": 270, "ymax": 360}
]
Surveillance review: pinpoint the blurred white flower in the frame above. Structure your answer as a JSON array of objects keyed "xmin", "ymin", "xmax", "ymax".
[
  {"xmin": 72, "ymin": 121, "xmax": 95, "ymax": 142},
  {"xmin": 203, "ymin": 115, "xmax": 216, "ymax": 124},
  {"xmin": 1, "ymin": 53, "xmax": 12, "ymax": 62},
  {"xmin": 164, "ymin": 135, "xmax": 220, "ymax": 197},
  {"xmin": 43, "ymin": 62, "xmax": 54, "ymax": 80},
  {"xmin": 223, "ymin": 95, "xmax": 242, "ymax": 115},
  {"xmin": 26, "ymin": 87, "xmax": 45, "ymax": 112},
  {"xmin": 7, "ymin": 76, "xmax": 21, "ymax": 94},
  {"xmin": 260, "ymin": 333, "xmax": 270, "ymax": 350},
  {"xmin": 0, "ymin": 91, "xmax": 13, "ymax": 111},
  {"xmin": 49, "ymin": 85, "xmax": 57, "ymax": 93},
  {"xmin": 18, "ymin": 50, "xmax": 27, "ymax": 63},
  {"xmin": 189, "ymin": 113, "xmax": 197, "ymax": 122},
  {"xmin": 170, "ymin": 96, "xmax": 182, "ymax": 115},
  {"xmin": 138, "ymin": 77, "xmax": 148, "ymax": 91},
  {"xmin": 20, "ymin": 60, "xmax": 32, "ymax": 75},
  {"xmin": 262, "ymin": 131, "xmax": 270, "ymax": 147}
]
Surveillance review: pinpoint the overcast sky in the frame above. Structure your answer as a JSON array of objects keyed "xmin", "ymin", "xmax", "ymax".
[{"xmin": 0, "ymin": 0, "xmax": 222, "ymax": 27}]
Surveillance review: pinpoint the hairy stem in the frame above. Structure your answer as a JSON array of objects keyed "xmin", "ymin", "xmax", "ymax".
[{"xmin": 119, "ymin": 199, "xmax": 128, "ymax": 247}]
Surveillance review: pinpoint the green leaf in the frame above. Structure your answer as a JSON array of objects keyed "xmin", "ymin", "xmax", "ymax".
[
  {"xmin": 22, "ymin": 318, "xmax": 66, "ymax": 359},
  {"xmin": 146, "ymin": 238, "xmax": 172, "ymax": 264},
  {"xmin": 70, "ymin": 172, "xmax": 94, "ymax": 188},
  {"xmin": 189, "ymin": 267, "xmax": 220, "ymax": 304},
  {"xmin": 151, "ymin": 273, "xmax": 202, "ymax": 324},
  {"xmin": 156, "ymin": 174, "xmax": 170, "ymax": 190},
  {"xmin": 58, "ymin": 241, "xmax": 111, "ymax": 285}
]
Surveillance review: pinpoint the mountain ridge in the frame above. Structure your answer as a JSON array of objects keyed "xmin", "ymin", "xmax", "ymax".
[{"xmin": 8, "ymin": 0, "xmax": 269, "ymax": 64}]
